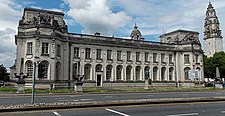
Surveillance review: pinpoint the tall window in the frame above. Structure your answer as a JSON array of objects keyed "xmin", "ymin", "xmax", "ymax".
[
  {"xmin": 117, "ymin": 50, "xmax": 122, "ymax": 61},
  {"xmin": 169, "ymin": 54, "xmax": 173, "ymax": 63},
  {"xmin": 39, "ymin": 61, "xmax": 48, "ymax": 79},
  {"xmin": 127, "ymin": 51, "xmax": 131, "ymax": 61},
  {"xmin": 145, "ymin": 52, "xmax": 149, "ymax": 62},
  {"xmin": 196, "ymin": 55, "xmax": 199, "ymax": 63},
  {"xmin": 161, "ymin": 53, "xmax": 165, "ymax": 63},
  {"xmin": 73, "ymin": 63, "xmax": 80, "ymax": 80},
  {"xmin": 27, "ymin": 42, "xmax": 32, "ymax": 54},
  {"xmin": 55, "ymin": 62, "xmax": 61, "ymax": 80},
  {"xmin": 126, "ymin": 66, "xmax": 132, "ymax": 80},
  {"xmin": 153, "ymin": 53, "xmax": 157, "ymax": 63},
  {"xmin": 96, "ymin": 49, "xmax": 102, "ymax": 59},
  {"xmin": 184, "ymin": 54, "xmax": 190, "ymax": 64},
  {"xmin": 184, "ymin": 67, "xmax": 191, "ymax": 80},
  {"xmin": 85, "ymin": 48, "xmax": 91, "ymax": 59},
  {"xmin": 136, "ymin": 52, "xmax": 140, "ymax": 62},
  {"xmin": 74, "ymin": 47, "xmax": 79, "ymax": 58},
  {"xmin": 107, "ymin": 50, "xmax": 112, "ymax": 60},
  {"xmin": 153, "ymin": 67, "xmax": 158, "ymax": 81},
  {"xmin": 56, "ymin": 44, "xmax": 61, "ymax": 57},
  {"xmin": 116, "ymin": 65, "xmax": 122, "ymax": 80},
  {"xmin": 42, "ymin": 42, "xmax": 49, "ymax": 54},
  {"xmin": 84, "ymin": 64, "xmax": 91, "ymax": 80},
  {"xmin": 106, "ymin": 65, "xmax": 112, "ymax": 81},
  {"xmin": 26, "ymin": 61, "xmax": 33, "ymax": 78}
]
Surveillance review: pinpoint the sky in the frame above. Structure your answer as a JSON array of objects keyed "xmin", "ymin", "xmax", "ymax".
[{"xmin": 1, "ymin": 0, "xmax": 225, "ymax": 68}]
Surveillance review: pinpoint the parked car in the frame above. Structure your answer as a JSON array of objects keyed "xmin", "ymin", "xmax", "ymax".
[{"xmin": 0, "ymin": 80, "xmax": 4, "ymax": 86}]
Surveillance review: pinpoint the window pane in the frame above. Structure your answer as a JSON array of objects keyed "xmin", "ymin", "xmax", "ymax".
[
  {"xmin": 85, "ymin": 48, "xmax": 91, "ymax": 59},
  {"xmin": 27, "ymin": 42, "xmax": 32, "ymax": 54}
]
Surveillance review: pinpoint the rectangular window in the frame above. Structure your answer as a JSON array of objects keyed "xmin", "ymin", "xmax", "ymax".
[
  {"xmin": 127, "ymin": 51, "xmax": 131, "ymax": 61},
  {"xmin": 196, "ymin": 55, "xmax": 199, "ymax": 63},
  {"xmin": 117, "ymin": 50, "xmax": 122, "ymax": 61},
  {"xmin": 42, "ymin": 42, "xmax": 49, "ymax": 54},
  {"xmin": 145, "ymin": 52, "xmax": 149, "ymax": 62},
  {"xmin": 153, "ymin": 53, "xmax": 157, "ymax": 63},
  {"xmin": 184, "ymin": 54, "xmax": 190, "ymax": 64},
  {"xmin": 56, "ymin": 44, "xmax": 60, "ymax": 57},
  {"xmin": 136, "ymin": 52, "xmax": 140, "ymax": 62},
  {"xmin": 74, "ymin": 47, "xmax": 79, "ymax": 58},
  {"xmin": 96, "ymin": 49, "xmax": 102, "ymax": 59},
  {"xmin": 85, "ymin": 48, "xmax": 91, "ymax": 59},
  {"xmin": 107, "ymin": 50, "xmax": 112, "ymax": 60},
  {"xmin": 169, "ymin": 54, "xmax": 173, "ymax": 63},
  {"xmin": 27, "ymin": 42, "xmax": 32, "ymax": 54},
  {"xmin": 161, "ymin": 53, "xmax": 165, "ymax": 63}
]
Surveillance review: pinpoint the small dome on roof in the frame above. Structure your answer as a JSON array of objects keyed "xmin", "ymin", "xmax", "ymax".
[{"xmin": 130, "ymin": 23, "xmax": 142, "ymax": 40}]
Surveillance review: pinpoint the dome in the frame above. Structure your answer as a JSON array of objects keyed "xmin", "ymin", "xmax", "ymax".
[{"xmin": 130, "ymin": 23, "xmax": 142, "ymax": 40}]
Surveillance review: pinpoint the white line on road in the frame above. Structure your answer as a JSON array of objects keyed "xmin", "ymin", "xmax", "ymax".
[
  {"xmin": 53, "ymin": 111, "xmax": 61, "ymax": 116},
  {"xmin": 80, "ymin": 99, "xmax": 94, "ymax": 101},
  {"xmin": 221, "ymin": 111, "xmax": 225, "ymax": 113},
  {"xmin": 166, "ymin": 112, "xmax": 199, "ymax": 116},
  {"xmin": 106, "ymin": 108, "xmax": 130, "ymax": 116}
]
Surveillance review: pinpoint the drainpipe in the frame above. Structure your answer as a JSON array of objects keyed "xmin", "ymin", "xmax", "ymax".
[{"xmin": 68, "ymin": 42, "xmax": 72, "ymax": 88}]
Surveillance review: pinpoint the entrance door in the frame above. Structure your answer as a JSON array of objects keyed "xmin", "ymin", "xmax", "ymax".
[{"xmin": 97, "ymin": 74, "xmax": 102, "ymax": 86}]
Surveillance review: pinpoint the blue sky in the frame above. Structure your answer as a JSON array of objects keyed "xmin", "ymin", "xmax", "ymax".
[{"xmin": 1, "ymin": 0, "xmax": 225, "ymax": 68}]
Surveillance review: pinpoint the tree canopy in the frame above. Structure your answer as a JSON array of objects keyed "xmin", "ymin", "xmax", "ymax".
[
  {"xmin": 0, "ymin": 64, "xmax": 9, "ymax": 81},
  {"xmin": 204, "ymin": 51, "xmax": 225, "ymax": 79}
]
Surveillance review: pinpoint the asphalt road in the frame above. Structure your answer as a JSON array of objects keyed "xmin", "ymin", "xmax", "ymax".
[
  {"xmin": 1, "ymin": 91, "xmax": 225, "ymax": 106},
  {"xmin": 2, "ymin": 101, "xmax": 225, "ymax": 116}
]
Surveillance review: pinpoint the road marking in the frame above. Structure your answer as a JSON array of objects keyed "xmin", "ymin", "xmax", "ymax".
[
  {"xmin": 58, "ymin": 100, "xmax": 78, "ymax": 102},
  {"xmin": 106, "ymin": 108, "xmax": 130, "ymax": 116},
  {"xmin": 221, "ymin": 111, "xmax": 225, "ymax": 113},
  {"xmin": 53, "ymin": 111, "xmax": 61, "ymax": 116},
  {"xmin": 80, "ymin": 99, "xmax": 94, "ymax": 101},
  {"xmin": 182, "ymin": 94, "xmax": 189, "ymax": 96},
  {"xmin": 166, "ymin": 112, "xmax": 199, "ymax": 116}
]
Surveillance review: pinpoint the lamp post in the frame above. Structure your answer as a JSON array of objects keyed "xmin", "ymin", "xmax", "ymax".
[{"xmin": 31, "ymin": 60, "xmax": 41, "ymax": 104}]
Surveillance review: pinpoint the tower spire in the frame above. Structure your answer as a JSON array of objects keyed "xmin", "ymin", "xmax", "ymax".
[{"xmin": 204, "ymin": 2, "xmax": 223, "ymax": 57}]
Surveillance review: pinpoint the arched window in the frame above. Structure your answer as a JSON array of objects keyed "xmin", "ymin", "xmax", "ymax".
[
  {"xmin": 169, "ymin": 67, "xmax": 174, "ymax": 81},
  {"xmin": 106, "ymin": 65, "xmax": 112, "ymax": 81},
  {"xmin": 84, "ymin": 64, "xmax": 91, "ymax": 80},
  {"xmin": 161, "ymin": 67, "xmax": 166, "ymax": 81},
  {"xmin": 153, "ymin": 67, "xmax": 158, "ymax": 81},
  {"xmin": 116, "ymin": 65, "xmax": 122, "ymax": 80},
  {"xmin": 184, "ymin": 67, "xmax": 191, "ymax": 80},
  {"xmin": 126, "ymin": 66, "xmax": 132, "ymax": 80},
  {"xmin": 96, "ymin": 64, "xmax": 103, "ymax": 72},
  {"xmin": 55, "ymin": 62, "xmax": 61, "ymax": 81},
  {"xmin": 135, "ymin": 66, "xmax": 141, "ymax": 80},
  {"xmin": 39, "ymin": 61, "xmax": 49, "ymax": 79},
  {"xmin": 26, "ymin": 60, "xmax": 33, "ymax": 78},
  {"xmin": 144, "ymin": 66, "xmax": 150, "ymax": 79}
]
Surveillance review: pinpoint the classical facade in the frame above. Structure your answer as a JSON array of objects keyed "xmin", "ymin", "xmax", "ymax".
[
  {"xmin": 204, "ymin": 2, "xmax": 223, "ymax": 57},
  {"xmin": 14, "ymin": 8, "xmax": 204, "ymax": 87}
]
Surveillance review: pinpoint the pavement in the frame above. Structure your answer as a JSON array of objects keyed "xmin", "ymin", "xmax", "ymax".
[{"xmin": 1, "ymin": 91, "xmax": 225, "ymax": 112}]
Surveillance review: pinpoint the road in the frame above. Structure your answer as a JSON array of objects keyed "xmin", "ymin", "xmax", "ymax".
[
  {"xmin": 0, "ymin": 91, "xmax": 225, "ymax": 106},
  {"xmin": 2, "ymin": 102, "xmax": 225, "ymax": 116}
]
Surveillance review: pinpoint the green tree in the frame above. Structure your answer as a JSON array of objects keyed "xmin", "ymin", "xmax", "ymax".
[
  {"xmin": 204, "ymin": 51, "xmax": 225, "ymax": 80},
  {"xmin": 0, "ymin": 64, "xmax": 9, "ymax": 81}
]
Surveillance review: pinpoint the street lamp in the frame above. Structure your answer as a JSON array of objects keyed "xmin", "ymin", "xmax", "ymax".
[{"xmin": 31, "ymin": 59, "xmax": 41, "ymax": 104}]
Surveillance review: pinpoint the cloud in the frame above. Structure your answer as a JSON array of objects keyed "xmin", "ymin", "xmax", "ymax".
[
  {"xmin": 65, "ymin": 0, "xmax": 131, "ymax": 35},
  {"xmin": 0, "ymin": 28, "xmax": 17, "ymax": 67},
  {"xmin": 0, "ymin": 0, "xmax": 22, "ymax": 67}
]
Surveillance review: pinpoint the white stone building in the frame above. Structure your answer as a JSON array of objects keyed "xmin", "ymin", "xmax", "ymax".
[{"xmin": 13, "ymin": 8, "xmax": 204, "ymax": 87}]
